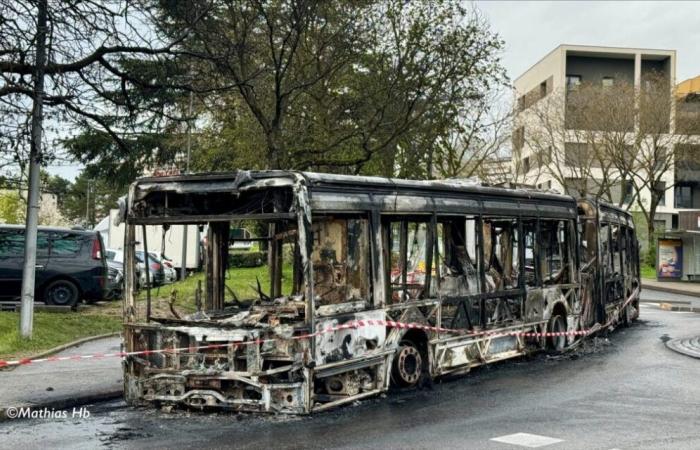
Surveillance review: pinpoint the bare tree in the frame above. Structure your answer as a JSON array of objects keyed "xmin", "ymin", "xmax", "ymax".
[
  {"xmin": 432, "ymin": 88, "xmax": 512, "ymax": 180},
  {"xmin": 519, "ymin": 85, "xmax": 622, "ymax": 197},
  {"xmin": 623, "ymin": 73, "xmax": 692, "ymax": 258},
  {"xmin": 0, "ymin": 0, "xmax": 205, "ymax": 174},
  {"xmin": 1, "ymin": 0, "xmax": 200, "ymax": 336},
  {"xmin": 520, "ymin": 70, "xmax": 695, "ymax": 261}
]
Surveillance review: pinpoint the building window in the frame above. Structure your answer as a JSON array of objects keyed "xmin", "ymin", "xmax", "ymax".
[
  {"xmin": 654, "ymin": 181, "xmax": 666, "ymax": 207},
  {"xmin": 602, "ymin": 76, "xmax": 615, "ymax": 87},
  {"xmin": 566, "ymin": 74, "xmax": 581, "ymax": 91},
  {"xmin": 522, "ymin": 156, "xmax": 531, "ymax": 174},
  {"xmin": 675, "ymin": 185, "xmax": 693, "ymax": 208}
]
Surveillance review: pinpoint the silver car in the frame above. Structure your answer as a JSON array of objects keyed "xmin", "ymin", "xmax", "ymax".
[{"xmin": 149, "ymin": 251, "xmax": 177, "ymax": 284}]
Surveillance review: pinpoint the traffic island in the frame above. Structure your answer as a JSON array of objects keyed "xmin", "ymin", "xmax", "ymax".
[{"xmin": 666, "ymin": 336, "xmax": 700, "ymax": 359}]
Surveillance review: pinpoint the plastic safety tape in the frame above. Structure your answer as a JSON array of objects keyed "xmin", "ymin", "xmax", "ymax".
[{"xmin": 0, "ymin": 287, "xmax": 638, "ymax": 368}]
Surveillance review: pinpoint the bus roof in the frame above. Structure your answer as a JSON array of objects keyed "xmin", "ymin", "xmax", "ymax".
[{"xmin": 130, "ymin": 170, "xmax": 579, "ymax": 220}]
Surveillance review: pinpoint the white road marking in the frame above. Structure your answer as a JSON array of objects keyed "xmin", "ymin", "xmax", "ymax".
[{"xmin": 490, "ymin": 432, "xmax": 564, "ymax": 448}]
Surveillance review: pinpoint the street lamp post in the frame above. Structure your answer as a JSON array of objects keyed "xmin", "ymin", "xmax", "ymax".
[
  {"xmin": 20, "ymin": 0, "xmax": 48, "ymax": 338},
  {"xmin": 180, "ymin": 91, "xmax": 194, "ymax": 281}
]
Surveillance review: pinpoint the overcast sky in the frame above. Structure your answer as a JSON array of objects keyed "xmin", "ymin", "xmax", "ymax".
[{"xmin": 477, "ymin": 1, "xmax": 700, "ymax": 83}]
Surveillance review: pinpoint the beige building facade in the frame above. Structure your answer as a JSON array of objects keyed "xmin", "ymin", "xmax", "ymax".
[{"xmin": 512, "ymin": 44, "xmax": 700, "ymax": 232}]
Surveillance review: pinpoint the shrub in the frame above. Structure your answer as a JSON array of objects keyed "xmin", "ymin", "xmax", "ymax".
[{"xmin": 229, "ymin": 251, "xmax": 267, "ymax": 268}]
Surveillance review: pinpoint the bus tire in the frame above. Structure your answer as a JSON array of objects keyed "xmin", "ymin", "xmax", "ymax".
[
  {"xmin": 391, "ymin": 340, "xmax": 423, "ymax": 387},
  {"xmin": 547, "ymin": 314, "xmax": 567, "ymax": 353}
]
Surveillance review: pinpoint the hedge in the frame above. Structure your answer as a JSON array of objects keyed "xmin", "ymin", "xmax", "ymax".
[{"xmin": 229, "ymin": 251, "xmax": 267, "ymax": 268}]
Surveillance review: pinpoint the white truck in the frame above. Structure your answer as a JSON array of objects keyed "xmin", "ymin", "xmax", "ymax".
[{"xmin": 96, "ymin": 209, "xmax": 201, "ymax": 274}]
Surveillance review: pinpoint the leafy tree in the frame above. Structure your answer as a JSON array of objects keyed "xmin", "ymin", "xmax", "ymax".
[
  {"xmin": 60, "ymin": 171, "xmax": 125, "ymax": 227},
  {"xmin": 0, "ymin": 191, "xmax": 23, "ymax": 224},
  {"xmin": 41, "ymin": 171, "xmax": 71, "ymax": 207},
  {"xmin": 73, "ymin": 1, "xmax": 507, "ymax": 179}
]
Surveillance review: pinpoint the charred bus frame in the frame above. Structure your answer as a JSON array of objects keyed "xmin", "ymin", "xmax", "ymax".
[{"xmin": 121, "ymin": 171, "xmax": 640, "ymax": 413}]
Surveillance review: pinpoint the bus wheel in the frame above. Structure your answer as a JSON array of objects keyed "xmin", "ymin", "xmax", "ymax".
[
  {"xmin": 392, "ymin": 341, "xmax": 423, "ymax": 387},
  {"xmin": 547, "ymin": 315, "xmax": 567, "ymax": 353}
]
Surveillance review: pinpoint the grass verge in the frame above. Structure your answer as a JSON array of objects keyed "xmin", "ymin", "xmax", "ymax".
[
  {"xmin": 0, "ymin": 264, "xmax": 290, "ymax": 360},
  {"xmin": 641, "ymin": 264, "xmax": 656, "ymax": 280},
  {"xmin": 0, "ymin": 311, "xmax": 122, "ymax": 360}
]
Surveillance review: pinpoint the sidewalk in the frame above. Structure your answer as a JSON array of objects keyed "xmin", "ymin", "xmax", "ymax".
[
  {"xmin": 0, "ymin": 336, "xmax": 123, "ymax": 420},
  {"xmin": 642, "ymin": 279, "xmax": 700, "ymax": 298}
]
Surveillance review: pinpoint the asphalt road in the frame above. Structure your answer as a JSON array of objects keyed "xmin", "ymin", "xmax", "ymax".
[
  {"xmin": 1, "ymin": 302, "xmax": 698, "ymax": 450},
  {"xmin": 0, "ymin": 337, "xmax": 122, "ymax": 410}
]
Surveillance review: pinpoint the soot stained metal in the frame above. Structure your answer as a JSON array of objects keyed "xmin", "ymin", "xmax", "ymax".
[{"xmin": 122, "ymin": 170, "xmax": 640, "ymax": 414}]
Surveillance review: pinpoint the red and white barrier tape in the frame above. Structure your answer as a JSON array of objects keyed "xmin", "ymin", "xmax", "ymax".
[
  {"xmin": 1, "ymin": 288, "xmax": 638, "ymax": 368},
  {"xmin": 0, "ymin": 319, "xmax": 596, "ymax": 368}
]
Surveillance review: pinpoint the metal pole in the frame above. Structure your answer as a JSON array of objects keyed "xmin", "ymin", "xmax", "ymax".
[
  {"xmin": 20, "ymin": 0, "xmax": 48, "ymax": 339},
  {"xmin": 180, "ymin": 91, "xmax": 194, "ymax": 281},
  {"xmin": 142, "ymin": 225, "xmax": 151, "ymax": 321},
  {"xmin": 186, "ymin": 91, "xmax": 193, "ymax": 173},
  {"xmin": 85, "ymin": 179, "xmax": 90, "ymax": 226}
]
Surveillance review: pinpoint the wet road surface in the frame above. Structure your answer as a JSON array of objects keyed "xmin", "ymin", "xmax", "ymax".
[{"xmin": 1, "ymin": 303, "xmax": 698, "ymax": 450}]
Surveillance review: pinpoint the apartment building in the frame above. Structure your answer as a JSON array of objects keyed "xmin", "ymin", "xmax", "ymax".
[{"xmin": 512, "ymin": 44, "xmax": 700, "ymax": 233}]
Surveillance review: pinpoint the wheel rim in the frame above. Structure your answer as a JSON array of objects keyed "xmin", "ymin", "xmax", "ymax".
[
  {"xmin": 395, "ymin": 345, "xmax": 422, "ymax": 386},
  {"xmin": 49, "ymin": 284, "xmax": 74, "ymax": 305}
]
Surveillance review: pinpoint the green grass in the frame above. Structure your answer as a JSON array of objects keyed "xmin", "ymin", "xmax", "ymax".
[
  {"xmin": 0, "ymin": 263, "xmax": 294, "ymax": 360},
  {"xmin": 138, "ymin": 263, "xmax": 294, "ymax": 308},
  {"xmin": 0, "ymin": 311, "xmax": 122, "ymax": 360},
  {"xmin": 641, "ymin": 264, "xmax": 656, "ymax": 280}
]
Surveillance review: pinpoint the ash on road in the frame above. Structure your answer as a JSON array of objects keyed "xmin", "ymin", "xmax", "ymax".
[{"xmin": 1, "ymin": 305, "xmax": 699, "ymax": 450}]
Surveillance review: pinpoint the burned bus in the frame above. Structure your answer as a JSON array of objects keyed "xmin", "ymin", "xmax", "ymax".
[{"xmin": 120, "ymin": 171, "xmax": 640, "ymax": 414}]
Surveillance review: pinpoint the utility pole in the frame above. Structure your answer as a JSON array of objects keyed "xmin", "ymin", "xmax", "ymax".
[
  {"xmin": 85, "ymin": 179, "xmax": 91, "ymax": 226},
  {"xmin": 20, "ymin": 0, "xmax": 48, "ymax": 339},
  {"xmin": 180, "ymin": 91, "xmax": 194, "ymax": 281}
]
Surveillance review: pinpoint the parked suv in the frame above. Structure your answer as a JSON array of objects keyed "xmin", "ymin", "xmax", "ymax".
[{"xmin": 0, "ymin": 225, "xmax": 108, "ymax": 306}]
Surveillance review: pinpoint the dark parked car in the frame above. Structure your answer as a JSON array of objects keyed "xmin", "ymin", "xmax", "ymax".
[
  {"xmin": 105, "ymin": 259, "xmax": 124, "ymax": 300},
  {"xmin": 0, "ymin": 225, "xmax": 108, "ymax": 306}
]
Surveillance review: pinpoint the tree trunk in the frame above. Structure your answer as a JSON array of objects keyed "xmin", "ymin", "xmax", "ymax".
[{"xmin": 646, "ymin": 221, "xmax": 655, "ymax": 267}]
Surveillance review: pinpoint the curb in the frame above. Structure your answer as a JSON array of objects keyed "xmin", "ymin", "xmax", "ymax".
[
  {"xmin": 658, "ymin": 303, "xmax": 700, "ymax": 313},
  {"xmin": 0, "ymin": 389, "xmax": 123, "ymax": 422},
  {"xmin": 641, "ymin": 282, "xmax": 700, "ymax": 298},
  {"xmin": 640, "ymin": 299, "xmax": 691, "ymax": 305},
  {"xmin": 0, "ymin": 332, "xmax": 121, "ymax": 372}
]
